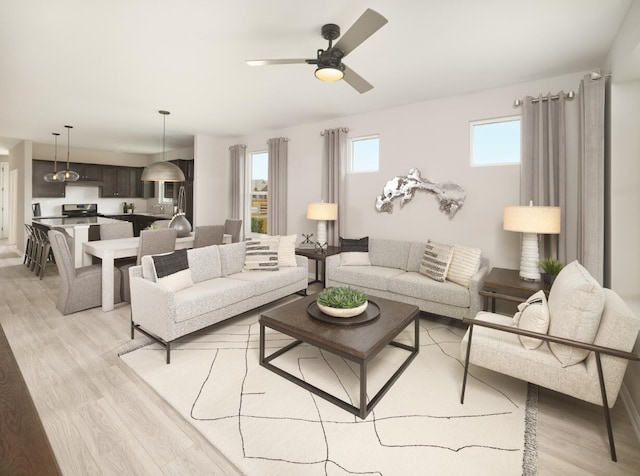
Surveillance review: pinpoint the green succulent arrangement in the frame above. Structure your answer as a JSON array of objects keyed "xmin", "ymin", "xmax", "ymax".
[
  {"xmin": 539, "ymin": 257, "xmax": 564, "ymax": 275},
  {"xmin": 317, "ymin": 287, "xmax": 368, "ymax": 309}
]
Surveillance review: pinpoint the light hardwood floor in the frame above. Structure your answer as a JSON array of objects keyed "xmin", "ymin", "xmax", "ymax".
[{"xmin": 1, "ymin": 240, "xmax": 639, "ymax": 475}]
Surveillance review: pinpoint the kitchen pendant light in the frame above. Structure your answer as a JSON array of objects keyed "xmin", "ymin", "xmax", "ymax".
[
  {"xmin": 140, "ymin": 110, "xmax": 185, "ymax": 182},
  {"xmin": 55, "ymin": 125, "xmax": 79, "ymax": 182},
  {"xmin": 43, "ymin": 132, "xmax": 61, "ymax": 182}
]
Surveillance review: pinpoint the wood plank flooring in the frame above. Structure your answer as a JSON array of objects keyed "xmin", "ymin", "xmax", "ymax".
[{"xmin": 1, "ymin": 240, "xmax": 639, "ymax": 475}]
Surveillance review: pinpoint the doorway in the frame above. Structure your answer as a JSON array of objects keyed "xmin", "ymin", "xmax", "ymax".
[{"xmin": 0, "ymin": 163, "xmax": 8, "ymax": 240}]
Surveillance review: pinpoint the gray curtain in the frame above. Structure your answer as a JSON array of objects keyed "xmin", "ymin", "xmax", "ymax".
[
  {"xmin": 520, "ymin": 93, "xmax": 567, "ymax": 262},
  {"xmin": 322, "ymin": 128, "xmax": 348, "ymax": 246},
  {"xmin": 577, "ymin": 73, "xmax": 607, "ymax": 285},
  {"xmin": 267, "ymin": 137, "xmax": 288, "ymax": 235},
  {"xmin": 229, "ymin": 144, "xmax": 246, "ymax": 223}
]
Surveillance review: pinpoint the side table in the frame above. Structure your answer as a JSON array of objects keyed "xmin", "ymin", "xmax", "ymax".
[
  {"xmin": 295, "ymin": 246, "xmax": 341, "ymax": 287},
  {"xmin": 480, "ymin": 267, "xmax": 551, "ymax": 313}
]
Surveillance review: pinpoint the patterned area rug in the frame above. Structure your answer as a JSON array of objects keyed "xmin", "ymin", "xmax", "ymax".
[{"xmin": 121, "ymin": 297, "xmax": 537, "ymax": 475}]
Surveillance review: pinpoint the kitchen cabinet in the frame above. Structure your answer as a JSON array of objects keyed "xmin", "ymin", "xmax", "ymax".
[
  {"xmin": 135, "ymin": 167, "xmax": 155, "ymax": 199},
  {"xmin": 100, "ymin": 166, "xmax": 138, "ymax": 198},
  {"xmin": 71, "ymin": 162, "xmax": 103, "ymax": 181},
  {"xmin": 32, "ymin": 160, "xmax": 65, "ymax": 198}
]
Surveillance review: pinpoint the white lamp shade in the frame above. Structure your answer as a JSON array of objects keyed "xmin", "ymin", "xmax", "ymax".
[
  {"xmin": 503, "ymin": 206, "xmax": 561, "ymax": 234},
  {"xmin": 306, "ymin": 202, "xmax": 338, "ymax": 221},
  {"xmin": 141, "ymin": 161, "xmax": 185, "ymax": 182}
]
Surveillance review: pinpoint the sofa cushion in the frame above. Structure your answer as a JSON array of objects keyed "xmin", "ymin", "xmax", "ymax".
[
  {"xmin": 389, "ymin": 272, "xmax": 470, "ymax": 308},
  {"xmin": 513, "ymin": 290, "xmax": 549, "ymax": 350},
  {"xmin": 447, "ymin": 245, "xmax": 482, "ymax": 288},
  {"xmin": 278, "ymin": 234, "xmax": 297, "ymax": 267},
  {"xmin": 174, "ymin": 277, "xmax": 255, "ymax": 323},
  {"xmin": 548, "ymin": 260, "xmax": 605, "ymax": 367},
  {"xmin": 244, "ymin": 236, "xmax": 280, "ymax": 271},
  {"xmin": 407, "ymin": 242, "xmax": 427, "ymax": 273},
  {"xmin": 341, "ymin": 252, "xmax": 371, "ymax": 266},
  {"xmin": 151, "ymin": 249, "xmax": 193, "ymax": 292},
  {"xmin": 369, "ymin": 239, "xmax": 411, "ymax": 270},
  {"xmin": 187, "ymin": 245, "xmax": 222, "ymax": 283},
  {"xmin": 219, "ymin": 241, "xmax": 246, "ymax": 276},
  {"xmin": 419, "ymin": 241, "xmax": 454, "ymax": 282},
  {"xmin": 228, "ymin": 266, "xmax": 307, "ymax": 295},
  {"xmin": 328, "ymin": 265, "xmax": 405, "ymax": 292}
]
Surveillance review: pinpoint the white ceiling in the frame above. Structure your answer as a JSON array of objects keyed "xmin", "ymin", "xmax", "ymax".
[{"xmin": 0, "ymin": 0, "xmax": 634, "ymax": 155}]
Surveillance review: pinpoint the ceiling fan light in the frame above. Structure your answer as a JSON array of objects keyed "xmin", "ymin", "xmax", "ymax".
[{"xmin": 315, "ymin": 66, "xmax": 344, "ymax": 82}]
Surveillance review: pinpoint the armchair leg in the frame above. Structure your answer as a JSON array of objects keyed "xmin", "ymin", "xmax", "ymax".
[
  {"xmin": 460, "ymin": 324, "xmax": 474, "ymax": 404},
  {"xmin": 595, "ymin": 352, "xmax": 617, "ymax": 462}
]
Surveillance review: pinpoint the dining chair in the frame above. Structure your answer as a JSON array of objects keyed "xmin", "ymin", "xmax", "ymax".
[
  {"xmin": 48, "ymin": 230, "xmax": 122, "ymax": 315},
  {"xmin": 193, "ymin": 225, "xmax": 225, "ymax": 248},
  {"xmin": 224, "ymin": 219, "xmax": 243, "ymax": 243},
  {"xmin": 99, "ymin": 221, "xmax": 134, "ymax": 240},
  {"xmin": 120, "ymin": 228, "xmax": 178, "ymax": 302}
]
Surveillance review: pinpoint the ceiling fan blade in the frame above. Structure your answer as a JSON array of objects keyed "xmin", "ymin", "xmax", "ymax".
[
  {"xmin": 343, "ymin": 65, "xmax": 373, "ymax": 94},
  {"xmin": 334, "ymin": 9, "xmax": 388, "ymax": 57},
  {"xmin": 246, "ymin": 58, "xmax": 309, "ymax": 66}
]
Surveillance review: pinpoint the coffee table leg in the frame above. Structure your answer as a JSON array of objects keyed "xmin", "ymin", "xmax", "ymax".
[
  {"xmin": 360, "ymin": 361, "xmax": 367, "ymax": 419},
  {"xmin": 259, "ymin": 322, "xmax": 265, "ymax": 364}
]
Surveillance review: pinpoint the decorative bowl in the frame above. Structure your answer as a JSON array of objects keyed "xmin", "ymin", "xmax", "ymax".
[{"xmin": 317, "ymin": 301, "xmax": 368, "ymax": 318}]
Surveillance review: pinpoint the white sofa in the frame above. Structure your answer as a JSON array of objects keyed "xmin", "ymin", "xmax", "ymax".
[
  {"xmin": 325, "ymin": 238, "xmax": 489, "ymax": 320},
  {"xmin": 129, "ymin": 241, "xmax": 308, "ymax": 363}
]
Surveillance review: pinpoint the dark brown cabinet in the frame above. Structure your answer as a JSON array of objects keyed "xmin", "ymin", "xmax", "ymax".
[
  {"xmin": 71, "ymin": 162, "xmax": 103, "ymax": 181},
  {"xmin": 32, "ymin": 160, "xmax": 65, "ymax": 198},
  {"xmin": 100, "ymin": 166, "xmax": 138, "ymax": 198}
]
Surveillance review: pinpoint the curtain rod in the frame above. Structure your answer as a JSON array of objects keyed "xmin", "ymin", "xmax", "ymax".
[
  {"xmin": 320, "ymin": 127, "xmax": 349, "ymax": 136},
  {"xmin": 266, "ymin": 137, "xmax": 289, "ymax": 144},
  {"xmin": 513, "ymin": 91, "xmax": 575, "ymax": 107},
  {"xmin": 228, "ymin": 144, "xmax": 246, "ymax": 150}
]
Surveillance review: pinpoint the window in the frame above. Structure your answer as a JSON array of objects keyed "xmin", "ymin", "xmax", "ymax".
[
  {"xmin": 245, "ymin": 151, "xmax": 268, "ymax": 235},
  {"xmin": 470, "ymin": 117, "xmax": 520, "ymax": 166},
  {"xmin": 350, "ymin": 135, "xmax": 379, "ymax": 172}
]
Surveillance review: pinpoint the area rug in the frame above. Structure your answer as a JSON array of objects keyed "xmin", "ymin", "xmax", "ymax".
[{"xmin": 121, "ymin": 297, "xmax": 537, "ymax": 475}]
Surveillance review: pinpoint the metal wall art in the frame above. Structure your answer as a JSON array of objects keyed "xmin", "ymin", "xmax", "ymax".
[{"xmin": 375, "ymin": 168, "xmax": 466, "ymax": 218}]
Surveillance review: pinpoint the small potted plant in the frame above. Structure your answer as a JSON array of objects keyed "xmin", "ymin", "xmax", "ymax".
[
  {"xmin": 539, "ymin": 257, "xmax": 564, "ymax": 285},
  {"xmin": 316, "ymin": 287, "xmax": 368, "ymax": 318}
]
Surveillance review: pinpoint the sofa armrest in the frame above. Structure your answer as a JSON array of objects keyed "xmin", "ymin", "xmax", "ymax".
[
  {"xmin": 468, "ymin": 258, "xmax": 490, "ymax": 318},
  {"xmin": 130, "ymin": 269, "xmax": 177, "ymax": 341},
  {"xmin": 295, "ymin": 255, "xmax": 308, "ymax": 268},
  {"xmin": 325, "ymin": 253, "xmax": 341, "ymax": 270}
]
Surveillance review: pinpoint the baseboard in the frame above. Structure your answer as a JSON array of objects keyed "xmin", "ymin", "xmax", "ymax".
[{"xmin": 621, "ymin": 383, "xmax": 640, "ymax": 444}]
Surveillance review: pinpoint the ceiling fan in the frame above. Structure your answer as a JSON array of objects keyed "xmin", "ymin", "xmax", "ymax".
[{"xmin": 246, "ymin": 9, "xmax": 388, "ymax": 94}]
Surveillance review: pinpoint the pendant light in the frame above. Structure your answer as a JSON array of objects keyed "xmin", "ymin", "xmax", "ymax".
[
  {"xmin": 140, "ymin": 110, "xmax": 185, "ymax": 182},
  {"xmin": 55, "ymin": 125, "xmax": 79, "ymax": 182},
  {"xmin": 43, "ymin": 132, "xmax": 61, "ymax": 182}
]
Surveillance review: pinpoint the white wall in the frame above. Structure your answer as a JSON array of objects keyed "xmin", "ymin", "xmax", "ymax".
[
  {"xmin": 222, "ymin": 71, "xmax": 585, "ymax": 269},
  {"xmin": 8, "ymin": 140, "xmax": 32, "ymax": 251},
  {"xmin": 193, "ymin": 135, "xmax": 229, "ymax": 227}
]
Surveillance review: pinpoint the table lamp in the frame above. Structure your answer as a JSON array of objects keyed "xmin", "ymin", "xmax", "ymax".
[
  {"xmin": 503, "ymin": 203, "xmax": 561, "ymax": 282},
  {"xmin": 306, "ymin": 202, "xmax": 338, "ymax": 252}
]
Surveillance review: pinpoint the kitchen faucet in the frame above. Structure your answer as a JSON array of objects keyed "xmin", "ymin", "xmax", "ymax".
[{"xmin": 151, "ymin": 203, "xmax": 165, "ymax": 214}]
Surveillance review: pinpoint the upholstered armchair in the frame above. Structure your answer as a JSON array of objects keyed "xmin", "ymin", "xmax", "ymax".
[
  {"xmin": 460, "ymin": 261, "xmax": 640, "ymax": 462},
  {"xmin": 48, "ymin": 230, "xmax": 122, "ymax": 315}
]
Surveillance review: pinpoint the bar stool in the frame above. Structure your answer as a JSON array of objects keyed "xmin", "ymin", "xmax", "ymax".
[
  {"xmin": 24, "ymin": 224, "xmax": 36, "ymax": 268},
  {"xmin": 32, "ymin": 227, "xmax": 53, "ymax": 279}
]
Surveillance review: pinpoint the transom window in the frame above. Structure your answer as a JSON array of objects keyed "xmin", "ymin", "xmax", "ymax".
[
  {"xmin": 349, "ymin": 135, "xmax": 379, "ymax": 173},
  {"xmin": 470, "ymin": 117, "xmax": 521, "ymax": 166}
]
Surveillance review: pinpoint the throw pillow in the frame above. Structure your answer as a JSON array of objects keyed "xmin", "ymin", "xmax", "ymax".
[
  {"xmin": 547, "ymin": 260, "xmax": 605, "ymax": 367},
  {"xmin": 340, "ymin": 251, "xmax": 372, "ymax": 266},
  {"xmin": 244, "ymin": 236, "xmax": 280, "ymax": 271},
  {"xmin": 513, "ymin": 290, "xmax": 549, "ymax": 350},
  {"xmin": 278, "ymin": 234, "xmax": 297, "ymax": 267},
  {"xmin": 151, "ymin": 249, "xmax": 194, "ymax": 292},
  {"xmin": 447, "ymin": 245, "xmax": 482, "ymax": 288},
  {"xmin": 418, "ymin": 241, "xmax": 454, "ymax": 282},
  {"xmin": 339, "ymin": 236, "xmax": 369, "ymax": 252}
]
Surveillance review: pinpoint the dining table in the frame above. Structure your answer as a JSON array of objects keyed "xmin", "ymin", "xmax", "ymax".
[{"xmin": 83, "ymin": 235, "xmax": 194, "ymax": 312}]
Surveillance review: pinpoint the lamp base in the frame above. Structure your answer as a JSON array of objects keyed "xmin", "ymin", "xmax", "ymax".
[
  {"xmin": 519, "ymin": 232, "xmax": 541, "ymax": 282},
  {"xmin": 315, "ymin": 220, "xmax": 328, "ymax": 252}
]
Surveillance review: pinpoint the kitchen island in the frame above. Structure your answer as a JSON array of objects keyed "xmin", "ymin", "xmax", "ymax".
[{"xmin": 33, "ymin": 216, "xmax": 124, "ymax": 268}]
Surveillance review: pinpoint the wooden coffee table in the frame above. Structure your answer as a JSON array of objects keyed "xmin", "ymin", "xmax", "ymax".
[{"xmin": 259, "ymin": 295, "xmax": 419, "ymax": 419}]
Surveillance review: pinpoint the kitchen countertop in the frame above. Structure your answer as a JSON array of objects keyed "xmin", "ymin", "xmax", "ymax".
[{"xmin": 33, "ymin": 216, "xmax": 124, "ymax": 227}]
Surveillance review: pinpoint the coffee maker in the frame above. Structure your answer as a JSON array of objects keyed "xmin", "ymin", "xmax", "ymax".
[{"xmin": 32, "ymin": 203, "xmax": 41, "ymax": 217}]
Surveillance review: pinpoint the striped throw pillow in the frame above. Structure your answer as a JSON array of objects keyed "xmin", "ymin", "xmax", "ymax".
[
  {"xmin": 419, "ymin": 241, "xmax": 454, "ymax": 282},
  {"xmin": 244, "ymin": 237, "xmax": 280, "ymax": 271},
  {"xmin": 447, "ymin": 245, "xmax": 482, "ymax": 287}
]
